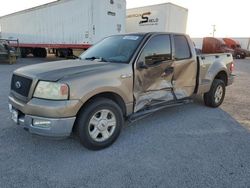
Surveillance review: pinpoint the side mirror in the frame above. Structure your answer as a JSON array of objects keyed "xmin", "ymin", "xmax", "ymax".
[{"xmin": 136, "ymin": 61, "xmax": 148, "ymax": 69}]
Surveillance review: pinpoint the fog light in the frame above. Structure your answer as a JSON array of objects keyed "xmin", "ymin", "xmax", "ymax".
[
  {"xmin": 32, "ymin": 119, "xmax": 51, "ymax": 128},
  {"xmin": 9, "ymin": 104, "xmax": 12, "ymax": 113}
]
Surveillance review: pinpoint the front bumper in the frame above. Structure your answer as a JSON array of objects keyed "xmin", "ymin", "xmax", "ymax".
[
  {"xmin": 9, "ymin": 104, "xmax": 76, "ymax": 137},
  {"xmin": 8, "ymin": 95, "xmax": 81, "ymax": 137}
]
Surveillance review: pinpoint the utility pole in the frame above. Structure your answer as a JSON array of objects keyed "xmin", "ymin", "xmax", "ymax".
[
  {"xmin": 212, "ymin": 25, "xmax": 216, "ymax": 37},
  {"xmin": 247, "ymin": 38, "xmax": 250, "ymax": 50}
]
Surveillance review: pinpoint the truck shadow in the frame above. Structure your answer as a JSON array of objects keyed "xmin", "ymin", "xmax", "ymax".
[{"xmin": 2, "ymin": 98, "xmax": 249, "ymax": 153}]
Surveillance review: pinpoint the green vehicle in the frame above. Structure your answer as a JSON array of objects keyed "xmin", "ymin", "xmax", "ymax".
[{"xmin": 0, "ymin": 39, "xmax": 20, "ymax": 64}]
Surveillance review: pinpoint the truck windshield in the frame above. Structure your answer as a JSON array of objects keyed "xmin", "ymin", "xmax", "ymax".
[{"xmin": 80, "ymin": 35, "xmax": 144, "ymax": 64}]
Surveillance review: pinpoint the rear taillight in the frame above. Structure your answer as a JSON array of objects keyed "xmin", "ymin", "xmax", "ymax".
[{"xmin": 230, "ymin": 62, "xmax": 234, "ymax": 72}]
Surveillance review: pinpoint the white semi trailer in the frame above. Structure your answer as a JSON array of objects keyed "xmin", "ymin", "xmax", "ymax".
[
  {"xmin": 0, "ymin": 0, "xmax": 126, "ymax": 58},
  {"xmin": 126, "ymin": 3, "xmax": 188, "ymax": 34}
]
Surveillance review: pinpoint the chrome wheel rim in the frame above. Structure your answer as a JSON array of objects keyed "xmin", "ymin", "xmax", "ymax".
[
  {"xmin": 214, "ymin": 85, "xmax": 223, "ymax": 104},
  {"xmin": 88, "ymin": 109, "xmax": 117, "ymax": 142}
]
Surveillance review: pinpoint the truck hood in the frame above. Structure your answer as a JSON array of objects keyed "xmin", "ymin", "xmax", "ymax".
[{"xmin": 14, "ymin": 59, "xmax": 123, "ymax": 81}]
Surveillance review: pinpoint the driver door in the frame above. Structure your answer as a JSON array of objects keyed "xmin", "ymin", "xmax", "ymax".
[{"xmin": 134, "ymin": 34, "xmax": 175, "ymax": 112}]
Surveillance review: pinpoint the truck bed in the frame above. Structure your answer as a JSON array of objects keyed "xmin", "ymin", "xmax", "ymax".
[{"xmin": 196, "ymin": 53, "xmax": 234, "ymax": 94}]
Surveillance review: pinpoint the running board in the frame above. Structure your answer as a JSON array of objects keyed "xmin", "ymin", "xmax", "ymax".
[{"xmin": 128, "ymin": 99, "xmax": 193, "ymax": 123}]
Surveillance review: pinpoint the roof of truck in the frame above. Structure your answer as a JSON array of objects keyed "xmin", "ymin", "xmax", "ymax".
[{"xmin": 124, "ymin": 32, "xmax": 188, "ymax": 36}]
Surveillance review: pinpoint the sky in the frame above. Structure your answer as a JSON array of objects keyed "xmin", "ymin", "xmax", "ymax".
[{"xmin": 0, "ymin": 0, "xmax": 249, "ymax": 37}]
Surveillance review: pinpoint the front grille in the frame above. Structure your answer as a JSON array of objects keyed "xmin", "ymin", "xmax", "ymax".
[{"xmin": 11, "ymin": 74, "xmax": 32, "ymax": 97}]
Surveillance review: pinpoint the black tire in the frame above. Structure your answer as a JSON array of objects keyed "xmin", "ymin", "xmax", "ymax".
[
  {"xmin": 204, "ymin": 79, "xmax": 226, "ymax": 108},
  {"xmin": 33, "ymin": 48, "xmax": 39, "ymax": 57},
  {"xmin": 76, "ymin": 98, "xmax": 124, "ymax": 150},
  {"xmin": 33, "ymin": 48, "xmax": 47, "ymax": 58},
  {"xmin": 20, "ymin": 48, "xmax": 27, "ymax": 58},
  {"xmin": 241, "ymin": 53, "xmax": 246, "ymax": 59},
  {"xmin": 40, "ymin": 48, "xmax": 47, "ymax": 58},
  {"xmin": 56, "ymin": 49, "xmax": 65, "ymax": 58}
]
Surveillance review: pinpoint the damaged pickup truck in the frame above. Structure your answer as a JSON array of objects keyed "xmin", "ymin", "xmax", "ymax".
[{"xmin": 9, "ymin": 32, "xmax": 234, "ymax": 150}]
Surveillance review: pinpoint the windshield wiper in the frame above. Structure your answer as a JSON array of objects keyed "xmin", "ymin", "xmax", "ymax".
[{"xmin": 85, "ymin": 56, "xmax": 108, "ymax": 62}]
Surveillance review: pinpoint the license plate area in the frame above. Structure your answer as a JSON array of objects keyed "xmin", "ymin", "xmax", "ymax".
[
  {"xmin": 12, "ymin": 109, "xmax": 19, "ymax": 124},
  {"xmin": 9, "ymin": 104, "xmax": 19, "ymax": 124}
]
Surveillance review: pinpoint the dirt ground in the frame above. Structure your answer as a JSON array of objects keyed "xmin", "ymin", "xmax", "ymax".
[{"xmin": 221, "ymin": 58, "xmax": 250, "ymax": 130}]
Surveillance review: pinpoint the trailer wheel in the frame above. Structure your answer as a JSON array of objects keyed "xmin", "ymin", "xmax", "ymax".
[
  {"xmin": 56, "ymin": 49, "xmax": 64, "ymax": 57},
  {"xmin": 204, "ymin": 79, "xmax": 226, "ymax": 108},
  {"xmin": 40, "ymin": 48, "xmax": 47, "ymax": 58},
  {"xmin": 33, "ymin": 48, "xmax": 47, "ymax": 58},
  {"xmin": 20, "ymin": 48, "xmax": 28, "ymax": 58},
  {"xmin": 76, "ymin": 98, "xmax": 124, "ymax": 150},
  {"xmin": 241, "ymin": 53, "xmax": 246, "ymax": 59},
  {"xmin": 33, "ymin": 48, "xmax": 39, "ymax": 57}
]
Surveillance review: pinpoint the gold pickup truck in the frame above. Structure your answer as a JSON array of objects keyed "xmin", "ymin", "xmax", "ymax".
[{"xmin": 9, "ymin": 32, "xmax": 235, "ymax": 150}]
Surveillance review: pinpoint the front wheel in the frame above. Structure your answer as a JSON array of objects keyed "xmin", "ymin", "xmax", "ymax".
[
  {"xmin": 204, "ymin": 79, "xmax": 226, "ymax": 108},
  {"xmin": 76, "ymin": 98, "xmax": 124, "ymax": 150}
]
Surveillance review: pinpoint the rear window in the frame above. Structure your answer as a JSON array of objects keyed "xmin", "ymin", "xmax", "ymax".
[{"xmin": 174, "ymin": 35, "xmax": 191, "ymax": 60}]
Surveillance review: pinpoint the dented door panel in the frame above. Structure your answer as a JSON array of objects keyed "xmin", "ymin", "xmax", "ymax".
[
  {"xmin": 172, "ymin": 35, "xmax": 197, "ymax": 99},
  {"xmin": 172, "ymin": 58, "xmax": 197, "ymax": 99},
  {"xmin": 134, "ymin": 34, "xmax": 175, "ymax": 112},
  {"xmin": 134, "ymin": 60, "xmax": 175, "ymax": 112},
  {"xmin": 134, "ymin": 34, "xmax": 197, "ymax": 112}
]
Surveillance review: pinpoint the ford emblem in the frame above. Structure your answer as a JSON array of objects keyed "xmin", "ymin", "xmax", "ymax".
[{"xmin": 15, "ymin": 81, "xmax": 22, "ymax": 89}]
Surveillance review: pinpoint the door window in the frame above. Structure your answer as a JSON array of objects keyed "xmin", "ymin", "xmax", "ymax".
[
  {"xmin": 138, "ymin": 34, "xmax": 172, "ymax": 66},
  {"xmin": 174, "ymin": 35, "xmax": 191, "ymax": 60}
]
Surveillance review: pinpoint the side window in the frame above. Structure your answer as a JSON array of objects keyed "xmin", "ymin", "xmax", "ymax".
[
  {"xmin": 139, "ymin": 35, "xmax": 171, "ymax": 66},
  {"xmin": 174, "ymin": 35, "xmax": 191, "ymax": 60}
]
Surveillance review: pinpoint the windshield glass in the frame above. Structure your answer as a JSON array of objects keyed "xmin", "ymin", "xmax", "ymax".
[{"xmin": 80, "ymin": 35, "xmax": 144, "ymax": 63}]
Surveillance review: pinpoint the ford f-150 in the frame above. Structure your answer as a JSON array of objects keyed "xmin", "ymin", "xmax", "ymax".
[{"xmin": 9, "ymin": 32, "xmax": 235, "ymax": 150}]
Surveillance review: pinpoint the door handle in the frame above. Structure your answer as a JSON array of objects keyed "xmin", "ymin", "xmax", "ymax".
[{"xmin": 164, "ymin": 67, "xmax": 174, "ymax": 75}]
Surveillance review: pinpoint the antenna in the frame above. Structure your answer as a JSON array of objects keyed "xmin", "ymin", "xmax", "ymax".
[
  {"xmin": 247, "ymin": 38, "xmax": 250, "ymax": 50},
  {"xmin": 212, "ymin": 25, "xmax": 216, "ymax": 37}
]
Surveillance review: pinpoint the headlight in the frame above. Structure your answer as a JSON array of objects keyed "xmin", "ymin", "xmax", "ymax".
[{"xmin": 33, "ymin": 81, "xmax": 69, "ymax": 100}]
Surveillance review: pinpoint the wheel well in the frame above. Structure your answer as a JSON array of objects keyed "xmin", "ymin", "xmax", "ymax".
[
  {"xmin": 72, "ymin": 92, "xmax": 127, "ymax": 133},
  {"xmin": 215, "ymin": 71, "xmax": 228, "ymax": 86},
  {"xmin": 79, "ymin": 92, "xmax": 126, "ymax": 116}
]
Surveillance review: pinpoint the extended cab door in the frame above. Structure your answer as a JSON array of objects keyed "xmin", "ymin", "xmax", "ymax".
[
  {"xmin": 171, "ymin": 35, "xmax": 197, "ymax": 99},
  {"xmin": 134, "ymin": 34, "xmax": 175, "ymax": 112}
]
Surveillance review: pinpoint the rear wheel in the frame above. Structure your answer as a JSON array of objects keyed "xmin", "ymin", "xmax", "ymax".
[
  {"xmin": 76, "ymin": 98, "xmax": 123, "ymax": 150},
  {"xmin": 204, "ymin": 79, "xmax": 226, "ymax": 108},
  {"xmin": 33, "ymin": 48, "xmax": 47, "ymax": 58},
  {"xmin": 20, "ymin": 48, "xmax": 28, "ymax": 58}
]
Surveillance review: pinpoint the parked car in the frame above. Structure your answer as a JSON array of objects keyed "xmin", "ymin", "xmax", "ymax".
[
  {"xmin": 223, "ymin": 38, "xmax": 250, "ymax": 59},
  {"xmin": 9, "ymin": 32, "xmax": 234, "ymax": 150}
]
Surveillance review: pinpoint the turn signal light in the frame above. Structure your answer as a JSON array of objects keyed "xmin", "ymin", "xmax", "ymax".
[{"xmin": 230, "ymin": 62, "xmax": 234, "ymax": 72}]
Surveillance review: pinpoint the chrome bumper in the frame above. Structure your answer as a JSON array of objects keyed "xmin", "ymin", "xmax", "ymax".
[
  {"xmin": 9, "ymin": 103, "xmax": 76, "ymax": 138},
  {"xmin": 13, "ymin": 113, "xmax": 75, "ymax": 137}
]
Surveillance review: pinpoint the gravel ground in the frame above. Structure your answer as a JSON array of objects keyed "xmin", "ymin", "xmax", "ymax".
[
  {"xmin": 0, "ymin": 57, "xmax": 249, "ymax": 188},
  {"xmin": 221, "ymin": 59, "xmax": 250, "ymax": 130}
]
